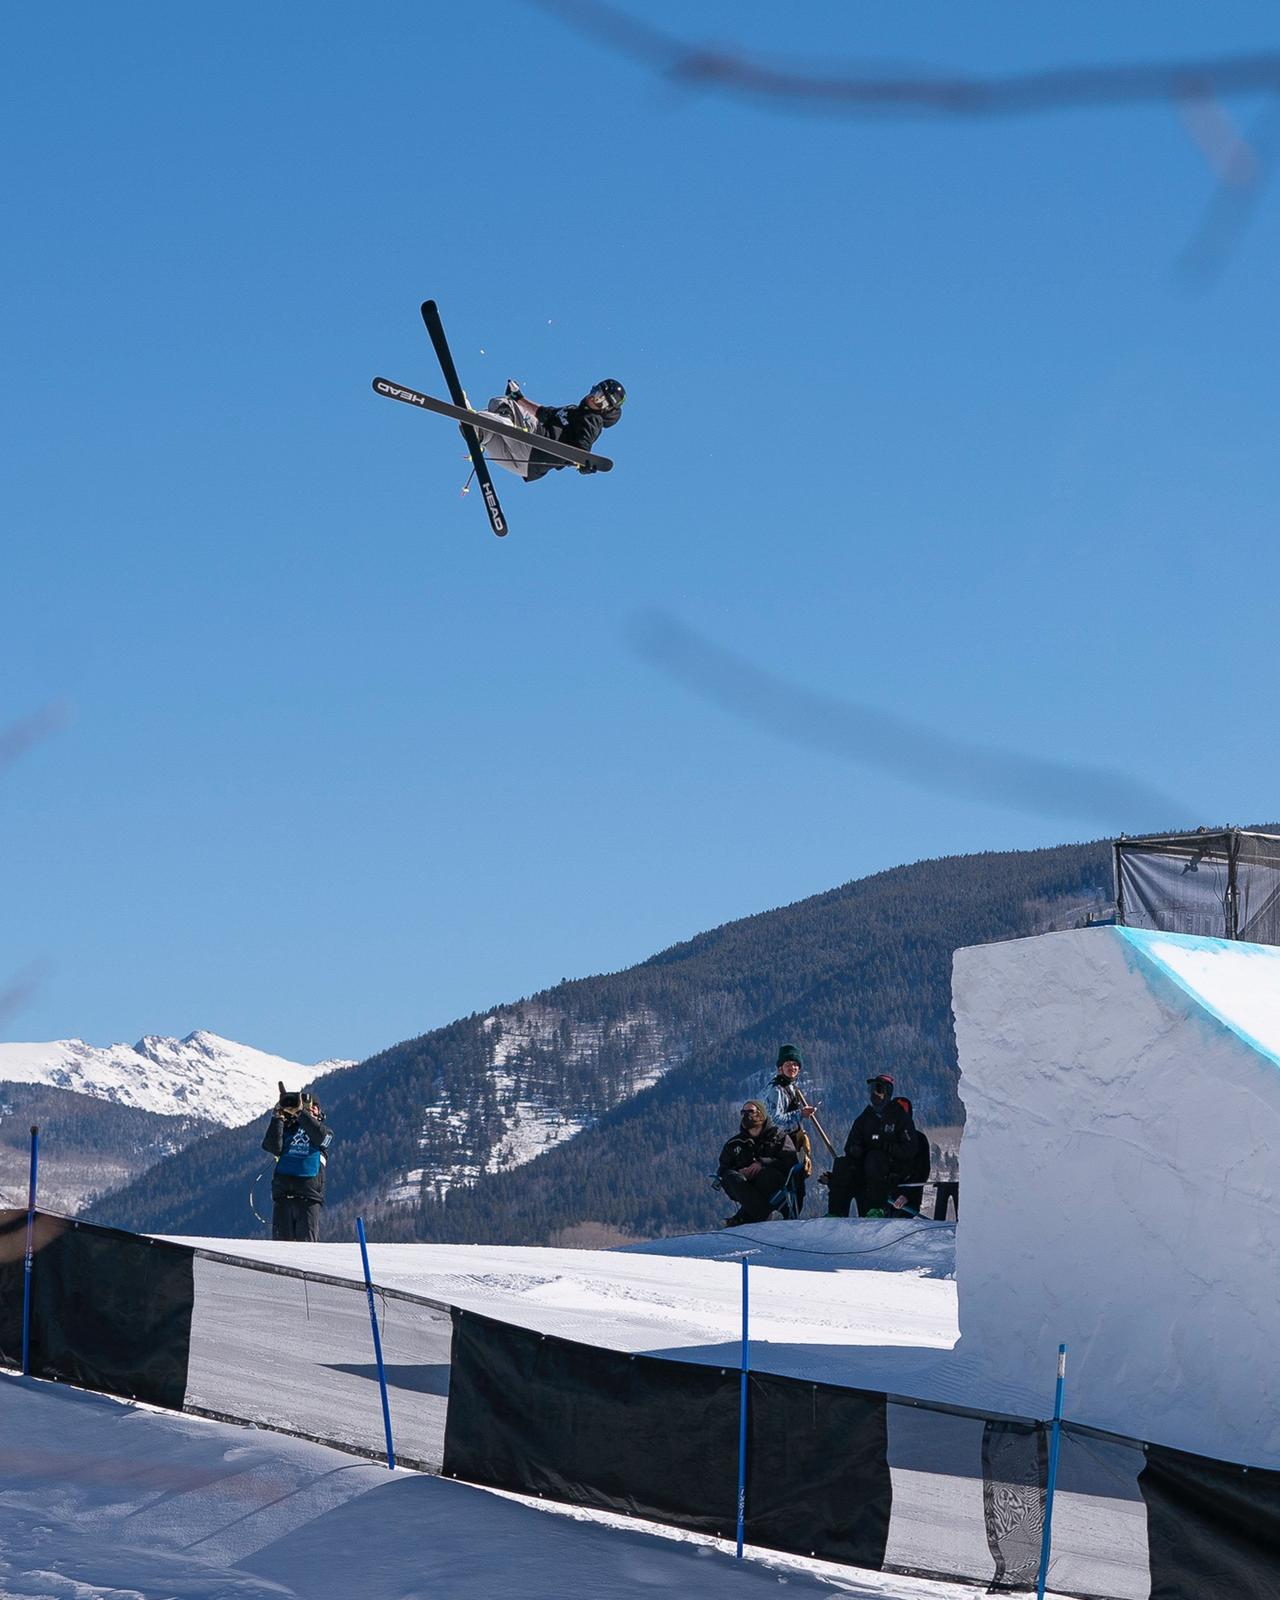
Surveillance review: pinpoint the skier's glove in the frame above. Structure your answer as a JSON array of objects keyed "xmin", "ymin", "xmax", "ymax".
[
  {"xmin": 505, "ymin": 378, "xmax": 523, "ymax": 399},
  {"xmin": 577, "ymin": 462, "xmax": 598, "ymax": 475}
]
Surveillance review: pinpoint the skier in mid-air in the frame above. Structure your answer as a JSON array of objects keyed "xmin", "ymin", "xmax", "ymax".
[
  {"xmin": 374, "ymin": 303, "xmax": 623, "ymax": 536},
  {"xmin": 478, "ymin": 377, "xmax": 626, "ymax": 481}
]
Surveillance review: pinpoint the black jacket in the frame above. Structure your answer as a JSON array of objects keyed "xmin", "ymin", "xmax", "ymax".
[
  {"xmin": 889, "ymin": 1097, "xmax": 930, "ymax": 1186},
  {"xmin": 718, "ymin": 1118, "xmax": 797, "ymax": 1182},
  {"xmin": 262, "ymin": 1107, "xmax": 332, "ymax": 1203},
  {"xmin": 844, "ymin": 1100, "xmax": 914, "ymax": 1178},
  {"xmin": 528, "ymin": 400, "xmax": 618, "ymax": 481}
]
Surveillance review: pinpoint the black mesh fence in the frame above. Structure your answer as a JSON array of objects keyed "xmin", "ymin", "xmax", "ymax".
[
  {"xmin": 1116, "ymin": 829, "xmax": 1280, "ymax": 945},
  {"xmin": 444, "ymin": 1306, "xmax": 1280, "ymax": 1600},
  {"xmin": 0, "ymin": 1210, "xmax": 451, "ymax": 1471},
  {"xmin": 4, "ymin": 1208, "xmax": 1279, "ymax": 1597}
]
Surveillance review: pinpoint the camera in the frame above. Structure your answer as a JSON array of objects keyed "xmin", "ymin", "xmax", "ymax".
[{"xmin": 279, "ymin": 1092, "xmax": 303, "ymax": 1112}]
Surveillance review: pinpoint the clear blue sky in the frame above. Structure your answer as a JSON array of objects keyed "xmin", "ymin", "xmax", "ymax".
[{"xmin": 4, "ymin": 3, "xmax": 1278, "ymax": 1062}]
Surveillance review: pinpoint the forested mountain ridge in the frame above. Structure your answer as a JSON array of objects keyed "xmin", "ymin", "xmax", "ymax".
[
  {"xmin": 0, "ymin": 1083, "xmax": 213, "ymax": 1216},
  {"xmin": 88, "ymin": 837, "xmax": 1113, "ymax": 1243}
]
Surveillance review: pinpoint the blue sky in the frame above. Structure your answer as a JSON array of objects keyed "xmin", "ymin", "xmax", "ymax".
[{"xmin": 4, "ymin": 2, "xmax": 1278, "ymax": 1062}]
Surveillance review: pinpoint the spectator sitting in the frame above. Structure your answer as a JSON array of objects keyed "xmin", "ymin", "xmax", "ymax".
[{"xmin": 718, "ymin": 1100, "xmax": 798, "ymax": 1227}]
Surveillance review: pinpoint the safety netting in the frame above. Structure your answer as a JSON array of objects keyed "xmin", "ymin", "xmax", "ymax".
[
  {"xmin": 1116, "ymin": 828, "xmax": 1280, "ymax": 945},
  {"xmin": 443, "ymin": 1306, "xmax": 1280, "ymax": 1600},
  {"xmin": 0, "ymin": 1210, "xmax": 451, "ymax": 1471},
  {"xmin": 4, "ymin": 1209, "xmax": 1278, "ymax": 1598}
]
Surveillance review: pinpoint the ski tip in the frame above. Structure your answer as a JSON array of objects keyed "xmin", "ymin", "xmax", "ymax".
[{"xmin": 421, "ymin": 300, "xmax": 438, "ymax": 317}]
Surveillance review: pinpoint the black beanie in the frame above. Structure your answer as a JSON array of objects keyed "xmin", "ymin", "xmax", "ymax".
[{"xmin": 776, "ymin": 1044, "xmax": 803, "ymax": 1069}]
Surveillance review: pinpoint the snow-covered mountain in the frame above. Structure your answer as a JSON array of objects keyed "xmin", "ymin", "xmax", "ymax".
[{"xmin": 0, "ymin": 1030, "xmax": 353, "ymax": 1127}]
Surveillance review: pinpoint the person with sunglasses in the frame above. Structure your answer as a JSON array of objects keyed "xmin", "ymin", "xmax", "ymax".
[
  {"xmin": 826, "ymin": 1073, "xmax": 915, "ymax": 1219},
  {"xmin": 717, "ymin": 1099, "xmax": 799, "ymax": 1227},
  {"xmin": 475, "ymin": 377, "xmax": 626, "ymax": 482}
]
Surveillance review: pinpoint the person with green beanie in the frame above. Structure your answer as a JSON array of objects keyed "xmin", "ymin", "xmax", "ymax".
[{"xmin": 762, "ymin": 1044, "xmax": 819, "ymax": 1217}]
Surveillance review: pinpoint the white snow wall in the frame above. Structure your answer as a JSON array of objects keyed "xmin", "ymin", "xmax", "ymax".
[{"xmin": 952, "ymin": 925, "xmax": 1280, "ymax": 1467}]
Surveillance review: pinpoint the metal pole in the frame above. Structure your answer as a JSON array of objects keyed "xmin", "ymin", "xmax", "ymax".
[
  {"xmin": 736, "ymin": 1257, "xmax": 749, "ymax": 1559},
  {"xmin": 21, "ymin": 1125, "xmax": 39, "ymax": 1377},
  {"xmin": 1036, "ymin": 1343, "xmax": 1067, "ymax": 1600},
  {"xmin": 1113, "ymin": 839, "xmax": 1125, "ymax": 927},
  {"xmin": 356, "ymin": 1217, "xmax": 396, "ymax": 1470}
]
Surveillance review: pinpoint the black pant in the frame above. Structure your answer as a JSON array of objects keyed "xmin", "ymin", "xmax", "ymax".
[
  {"xmin": 826, "ymin": 1155, "xmax": 858, "ymax": 1217},
  {"xmin": 856, "ymin": 1154, "xmax": 895, "ymax": 1216},
  {"xmin": 721, "ymin": 1167, "xmax": 787, "ymax": 1222},
  {"xmin": 827, "ymin": 1156, "xmax": 896, "ymax": 1217},
  {"xmin": 272, "ymin": 1196, "xmax": 321, "ymax": 1241}
]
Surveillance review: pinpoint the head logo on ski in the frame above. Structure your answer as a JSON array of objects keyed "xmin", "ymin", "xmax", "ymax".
[{"xmin": 371, "ymin": 300, "xmax": 624, "ymax": 538}]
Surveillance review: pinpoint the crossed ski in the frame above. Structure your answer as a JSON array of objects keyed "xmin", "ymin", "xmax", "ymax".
[
  {"xmin": 371, "ymin": 379, "xmax": 613, "ymax": 474},
  {"xmin": 375, "ymin": 300, "xmax": 612, "ymax": 539}
]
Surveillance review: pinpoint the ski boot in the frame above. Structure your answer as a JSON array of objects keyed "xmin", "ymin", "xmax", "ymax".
[{"xmin": 503, "ymin": 378, "xmax": 531, "ymax": 431}]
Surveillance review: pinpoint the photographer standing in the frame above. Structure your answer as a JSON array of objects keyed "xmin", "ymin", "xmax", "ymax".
[{"xmin": 262, "ymin": 1085, "xmax": 333, "ymax": 1241}]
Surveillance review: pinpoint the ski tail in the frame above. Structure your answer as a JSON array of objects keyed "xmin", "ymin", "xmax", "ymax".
[
  {"xmin": 421, "ymin": 301, "xmax": 470, "ymax": 409},
  {"xmin": 419, "ymin": 300, "xmax": 508, "ymax": 537}
]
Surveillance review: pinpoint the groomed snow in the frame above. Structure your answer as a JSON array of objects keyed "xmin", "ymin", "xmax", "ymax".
[
  {"xmin": 0, "ymin": 1373, "xmax": 998, "ymax": 1600},
  {"xmin": 0, "ymin": 1030, "xmax": 353, "ymax": 1126},
  {"xmin": 174, "ymin": 1218, "xmax": 968, "ymax": 1401}
]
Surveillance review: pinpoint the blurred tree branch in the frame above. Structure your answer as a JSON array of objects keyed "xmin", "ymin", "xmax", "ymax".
[
  {"xmin": 1, "ymin": 703, "xmax": 70, "ymax": 1027},
  {"xmin": 534, "ymin": 1, "xmax": 1278, "ymax": 281}
]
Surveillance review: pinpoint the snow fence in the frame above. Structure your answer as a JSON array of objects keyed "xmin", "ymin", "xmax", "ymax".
[
  {"xmin": 441, "ymin": 1304, "xmax": 1280, "ymax": 1600},
  {"xmin": 2, "ymin": 1207, "xmax": 1279, "ymax": 1598},
  {"xmin": 0, "ymin": 1208, "xmax": 452, "ymax": 1471}
]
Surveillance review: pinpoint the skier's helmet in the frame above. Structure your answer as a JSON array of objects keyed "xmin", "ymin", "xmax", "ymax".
[{"xmin": 589, "ymin": 379, "xmax": 625, "ymax": 411}]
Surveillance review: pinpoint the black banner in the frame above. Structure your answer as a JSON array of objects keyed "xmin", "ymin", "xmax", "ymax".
[
  {"xmin": 0, "ymin": 1210, "xmax": 32, "ymax": 1363},
  {"xmin": 444, "ymin": 1307, "xmax": 740, "ymax": 1535},
  {"xmin": 0, "ymin": 1210, "xmax": 194, "ymax": 1409},
  {"xmin": 444, "ymin": 1308, "xmax": 893, "ymax": 1567},
  {"xmin": 746, "ymin": 1369, "xmax": 891, "ymax": 1568},
  {"xmin": 1142, "ymin": 1440, "xmax": 1280, "ymax": 1600}
]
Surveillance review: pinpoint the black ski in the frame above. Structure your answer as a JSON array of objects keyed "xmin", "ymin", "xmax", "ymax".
[
  {"xmin": 419, "ymin": 300, "xmax": 509, "ymax": 537},
  {"xmin": 372, "ymin": 379, "xmax": 613, "ymax": 473}
]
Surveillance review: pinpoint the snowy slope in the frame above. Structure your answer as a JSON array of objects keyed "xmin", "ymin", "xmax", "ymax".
[
  {"xmin": 0, "ymin": 1373, "xmax": 985, "ymax": 1600},
  {"xmin": 0, "ymin": 1030, "xmax": 352, "ymax": 1126},
  {"xmin": 393, "ymin": 1002, "xmax": 688, "ymax": 1203},
  {"xmin": 174, "ymin": 1217, "xmax": 965, "ymax": 1396}
]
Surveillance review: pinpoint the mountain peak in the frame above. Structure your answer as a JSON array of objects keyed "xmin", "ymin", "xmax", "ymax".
[{"xmin": 0, "ymin": 1032, "xmax": 354, "ymax": 1127}]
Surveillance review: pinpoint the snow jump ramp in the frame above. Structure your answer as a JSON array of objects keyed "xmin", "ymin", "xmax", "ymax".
[{"xmin": 952, "ymin": 925, "xmax": 1280, "ymax": 1467}]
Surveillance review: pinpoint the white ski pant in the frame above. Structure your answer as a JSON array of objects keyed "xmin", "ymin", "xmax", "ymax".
[{"xmin": 475, "ymin": 397, "xmax": 536, "ymax": 480}]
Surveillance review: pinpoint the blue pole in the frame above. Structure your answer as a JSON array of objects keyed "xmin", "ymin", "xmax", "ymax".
[
  {"xmin": 356, "ymin": 1217, "xmax": 396, "ymax": 1471},
  {"xmin": 736, "ymin": 1257, "xmax": 749, "ymax": 1559},
  {"xmin": 1036, "ymin": 1343, "xmax": 1068, "ymax": 1600},
  {"xmin": 21, "ymin": 1125, "xmax": 39, "ymax": 1377}
]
